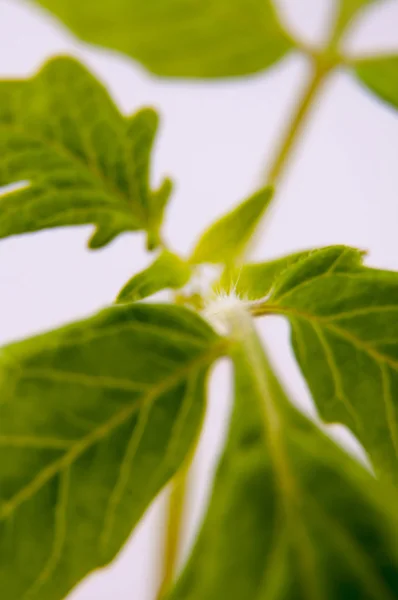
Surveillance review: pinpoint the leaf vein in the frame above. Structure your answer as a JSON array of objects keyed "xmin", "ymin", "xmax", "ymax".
[
  {"xmin": 380, "ymin": 364, "xmax": 398, "ymax": 461},
  {"xmin": 0, "ymin": 342, "xmax": 224, "ymax": 520},
  {"xmin": 309, "ymin": 322, "xmax": 361, "ymax": 430},
  {"xmin": 0, "ymin": 435, "xmax": 72, "ymax": 449},
  {"xmin": 0, "ymin": 123, "xmax": 132, "ymax": 211},
  {"xmin": 23, "ymin": 468, "xmax": 70, "ymax": 599}
]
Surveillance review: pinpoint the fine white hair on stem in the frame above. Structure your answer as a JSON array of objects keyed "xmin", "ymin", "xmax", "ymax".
[{"xmin": 204, "ymin": 290, "xmax": 250, "ymax": 335}]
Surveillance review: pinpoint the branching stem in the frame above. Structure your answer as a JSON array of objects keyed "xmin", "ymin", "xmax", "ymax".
[{"xmin": 156, "ymin": 31, "xmax": 342, "ymax": 600}]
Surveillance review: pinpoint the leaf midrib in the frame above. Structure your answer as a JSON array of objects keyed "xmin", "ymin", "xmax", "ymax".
[
  {"xmin": 295, "ymin": 439, "xmax": 398, "ymax": 600},
  {"xmin": 247, "ymin": 340, "xmax": 396, "ymax": 600},
  {"xmin": 236, "ymin": 328, "xmax": 323, "ymax": 600}
]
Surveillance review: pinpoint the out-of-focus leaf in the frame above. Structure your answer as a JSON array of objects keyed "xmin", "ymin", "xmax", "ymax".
[
  {"xmin": 33, "ymin": 0, "xmax": 293, "ymax": 79},
  {"xmin": 332, "ymin": 0, "xmax": 381, "ymax": 40},
  {"xmin": 0, "ymin": 303, "xmax": 224, "ymax": 600},
  {"xmin": 0, "ymin": 57, "xmax": 171, "ymax": 250},
  {"xmin": 354, "ymin": 56, "xmax": 398, "ymax": 112},
  {"xmin": 190, "ymin": 188, "xmax": 273, "ymax": 266},
  {"xmin": 116, "ymin": 251, "xmax": 191, "ymax": 303},
  {"xmin": 255, "ymin": 245, "xmax": 398, "ymax": 486},
  {"xmin": 169, "ymin": 311, "xmax": 398, "ymax": 600}
]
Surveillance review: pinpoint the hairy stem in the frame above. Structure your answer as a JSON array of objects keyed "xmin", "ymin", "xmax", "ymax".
[
  {"xmin": 156, "ymin": 42, "xmax": 339, "ymax": 600},
  {"xmin": 156, "ymin": 463, "xmax": 190, "ymax": 599}
]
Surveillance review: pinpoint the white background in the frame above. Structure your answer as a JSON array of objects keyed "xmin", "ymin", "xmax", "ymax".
[{"xmin": 1, "ymin": 0, "xmax": 398, "ymax": 598}]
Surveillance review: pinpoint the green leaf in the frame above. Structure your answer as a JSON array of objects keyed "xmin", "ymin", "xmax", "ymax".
[
  {"xmin": 169, "ymin": 313, "xmax": 398, "ymax": 600},
  {"xmin": 0, "ymin": 56, "xmax": 172, "ymax": 250},
  {"xmin": 255, "ymin": 245, "xmax": 398, "ymax": 486},
  {"xmin": 218, "ymin": 249, "xmax": 312, "ymax": 299},
  {"xmin": 354, "ymin": 56, "xmax": 398, "ymax": 112},
  {"xmin": 0, "ymin": 303, "xmax": 224, "ymax": 600},
  {"xmin": 190, "ymin": 187, "xmax": 273, "ymax": 266},
  {"xmin": 33, "ymin": 0, "xmax": 293, "ymax": 79},
  {"xmin": 332, "ymin": 0, "xmax": 381, "ymax": 40},
  {"xmin": 116, "ymin": 250, "xmax": 191, "ymax": 303}
]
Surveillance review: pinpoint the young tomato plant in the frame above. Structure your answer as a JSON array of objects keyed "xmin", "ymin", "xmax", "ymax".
[{"xmin": 2, "ymin": 1, "xmax": 398, "ymax": 599}]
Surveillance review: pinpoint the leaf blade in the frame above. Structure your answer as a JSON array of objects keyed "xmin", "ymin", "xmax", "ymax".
[
  {"xmin": 116, "ymin": 251, "xmax": 191, "ymax": 303},
  {"xmin": 258, "ymin": 246, "xmax": 398, "ymax": 485},
  {"xmin": 219, "ymin": 249, "xmax": 313, "ymax": 299},
  {"xmin": 33, "ymin": 0, "xmax": 293, "ymax": 79},
  {"xmin": 190, "ymin": 187, "xmax": 273, "ymax": 266},
  {"xmin": 168, "ymin": 316, "xmax": 398, "ymax": 600},
  {"xmin": 0, "ymin": 57, "xmax": 171, "ymax": 249},
  {"xmin": 332, "ymin": 0, "xmax": 381, "ymax": 40},
  {"xmin": 354, "ymin": 56, "xmax": 398, "ymax": 113},
  {"xmin": 0, "ymin": 303, "xmax": 223, "ymax": 599}
]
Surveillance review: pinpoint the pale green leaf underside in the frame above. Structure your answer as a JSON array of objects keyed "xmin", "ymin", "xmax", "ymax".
[
  {"xmin": 354, "ymin": 56, "xmax": 398, "ymax": 113},
  {"xmin": 33, "ymin": 0, "xmax": 293, "ymax": 78},
  {"xmin": 0, "ymin": 57, "xmax": 171, "ymax": 250},
  {"xmin": 190, "ymin": 187, "xmax": 273, "ymax": 266},
  {"xmin": 0, "ymin": 303, "xmax": 223, "ymax": 600},
  {"xmin": 219, "ymin": 249, "xmax": 312, "ymax": 299},
  {"xmin": 261, "ymin": 245, "xmax": 398, "ymax": 485},
  {"xmin": 116, "ymin": 251, "xmax": 191, "ymax": 303},
  {"xmin": 169, "ymin": 319, "xmax": 398, "ymax": 600}
]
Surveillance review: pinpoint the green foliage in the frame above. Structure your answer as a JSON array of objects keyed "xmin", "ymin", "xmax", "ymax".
[
  {"xmin": 355, "ymin": 56, "xmax": 398, "ymax": 112},
  {"xmin": 219, "ymin": 249, "xmax": 312, "ymax": 299},
  {"xmin": 332, "ymin": 0, "xmax": 381, "ymax": 39},
  {"xmin": 0, "ymin": 56, "xmax": 171, "ymax": 250},
  {"xmin": 190, "ymin": 187, "xmax": 273, "ymax": 266},
  {"xmin": 254, "ymin": 246, "xmax": 398, "ymax": 485},
  {"xmin": 116, "ymin": 251, "xmax": 191, "ymax": 303},
  {"xmin": 33, "ymin": 0, "xmax": 293, "ymax": 78},
  {"xmin": 2, "ymin": 1, "xmax": 398, "ymax": 598},
  {"xmin": 169, "ymin": 317, "xmax": 398, "ymax": 600},
  {"xmin": 0, "ymin": 303, "xmax": 224, "ymax": 599}
]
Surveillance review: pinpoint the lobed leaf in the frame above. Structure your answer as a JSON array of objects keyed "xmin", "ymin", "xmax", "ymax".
[
  {"xmin": 0, "ymin": 56, "xmax": 171, "ymax": 250},
  {"xmin": 33, "ymin": 0, "xmax": 293, "ymax": 79},
  {"xmin": 0, "ymin": 303, "xmax": 224, "ymax": 599},
  {"xmin": 257, "ymin": 246, "xmax": 398, "ymax": 486},
  {"xmin": 190, "ymin": 187, "xmax": 273, "ymax": 266},
  {"xmin": 169, "ymin": 318, "xmax": 398, "ymax": 600},
  {"xmin": 116, "ymin": 250, "xmax": 191, "ymax": 303},
  {"xmin": 354, "ymin": 56, "xmax": 398, "ymax": 113}
]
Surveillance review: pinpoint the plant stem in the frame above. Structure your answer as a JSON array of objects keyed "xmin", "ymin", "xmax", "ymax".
[
  {"xmin": 156, "ymin": 46, "xmax": 339, "ymax": 600},
  {"xmin": 242, "ymin": 54, "xmax": 337, "ymax": 264},
  {"xmin": 266, "ymin": 56, "xmax": 333, "ymax": 186},
  {"xmin": 156, "ymin": 464, "xmax": 190, "ymax": 599}
]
